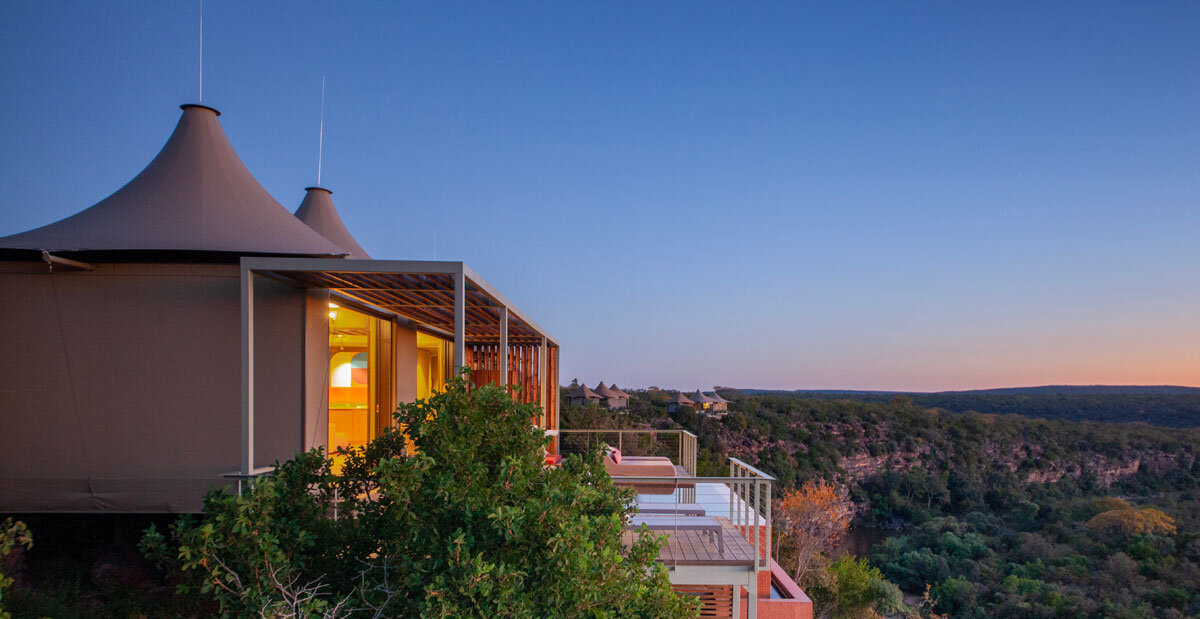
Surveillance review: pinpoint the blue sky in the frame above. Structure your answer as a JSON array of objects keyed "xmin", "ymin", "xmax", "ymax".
[{"xmin": 2, "ymin": 2, "xmax": 1198, "ymax": 390}]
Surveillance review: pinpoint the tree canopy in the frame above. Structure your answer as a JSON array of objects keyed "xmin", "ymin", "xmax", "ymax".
[{"xmin": 144, "ymin": 376, "xmax": 697, "ymax": 618}]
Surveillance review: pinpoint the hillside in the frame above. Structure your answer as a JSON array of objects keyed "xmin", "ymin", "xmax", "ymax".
[
  {"xmin": 564, "ymin": 389, "xmax": 1200, "ymax": 617},
  {"xmin": 742, "ymin": 385, "xmax": 1200, "ymax": 427}
]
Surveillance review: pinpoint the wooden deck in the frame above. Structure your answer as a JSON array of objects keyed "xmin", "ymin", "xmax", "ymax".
[{"xmin": 623, "ymin": 516, "xmax": 757, "ymax": 566}]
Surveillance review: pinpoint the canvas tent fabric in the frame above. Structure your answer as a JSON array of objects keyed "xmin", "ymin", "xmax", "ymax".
[
  {"xmin": 568, "ymin": 384, "xmax": 602, "ymax": 400},
  {"xmin": 294, "ymin": 187, "xmax": 371, "ymax": 259},
  {"xmin": 0, "ymin": 105, "xmax": 346, "ymax": 259},
  {"xmin": 593, "ymin": 381, "xmax": 620, "ymax": 398},
  {"xmin": 666, "ymin": 392, "xmax": 695, "ymax": 405},
  {"xmin": 705, "ymin": 391, "xmax": 730, "ymax": 404}
]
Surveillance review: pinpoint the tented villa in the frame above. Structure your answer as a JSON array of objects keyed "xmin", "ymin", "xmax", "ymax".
[
  {"xmin": 0, "ymin": 103, "xmax": 559, "ymax": 513},
  {"xmin": 665, "ymin": 389, "xmax": 731, "ymax": 414},
  {"xmin": 565, "ymin": 381, "xmax": 630, "ymax": 409},
  {"xmin": 0, "ymin": 102, "xmax": 807, "ymax": 618}
]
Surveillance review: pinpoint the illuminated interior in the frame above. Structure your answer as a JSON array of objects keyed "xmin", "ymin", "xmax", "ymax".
[
  {"xmin": 328, "ymin": 303, "xmax": 392, "ymax": 464},
  {"xmin": 416, "ymin": 331, "xmax": 452, "ymax": 400}
]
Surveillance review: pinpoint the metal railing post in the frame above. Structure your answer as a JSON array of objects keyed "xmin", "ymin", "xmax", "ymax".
[
  {"xmin": 742, "ymin": 476, "xmax": 749, "ymax": 538},
  {"xmin": 749, "ymin": 478, "xmax": 757, "ymax": 568},
  {"xmin": 765, "ymin": 480, "xmax": 772, "ymax": 570},
  {"xmin": 729, "ymin": 460, "xmax": 735, "ymax": 522}
]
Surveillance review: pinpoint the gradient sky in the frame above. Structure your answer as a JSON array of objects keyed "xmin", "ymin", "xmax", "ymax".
[{"xmin": 2, "ymin": 2, "xmax": 1198, "ymax": 391}]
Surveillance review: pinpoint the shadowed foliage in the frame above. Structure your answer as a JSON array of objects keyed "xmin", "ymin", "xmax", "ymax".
[{"xmin": 143, "ymin": 375, "xmax": 698, "ymax": 618}]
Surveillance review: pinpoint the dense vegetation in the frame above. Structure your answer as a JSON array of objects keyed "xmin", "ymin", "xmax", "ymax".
[
  {"xmin": 566, "ymin": 389, "xmax": 1200, "ymax": 617},
  {"xmin": 746, "ymin": 386, "xmax": 1200, "ymax": 427},
  {"xmin": 6, "ymin": 378, "xmax": 695, "ymax": 618}
]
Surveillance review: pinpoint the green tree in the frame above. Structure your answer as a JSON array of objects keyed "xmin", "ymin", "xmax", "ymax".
[
  {"xmin": 807, "ymin": 555, "xmax": 908, "ymax": 619},
  {"xmin": 0, "ymin": 519, "xmax": 32, "ymax": 619},
  {"xmin": 144, "ymin": 374, "xmax": 697, "ymax": 618}
]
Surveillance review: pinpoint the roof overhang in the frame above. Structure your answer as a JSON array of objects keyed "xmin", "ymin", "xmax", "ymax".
[{"xmin": 241, "ymin": 257, "xmax": 557, "ymax": 346}]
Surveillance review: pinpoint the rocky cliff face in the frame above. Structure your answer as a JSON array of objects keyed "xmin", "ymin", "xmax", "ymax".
[{"xmin": 718, "ymin": 420, "xmax": 1195, "ymax": 489}]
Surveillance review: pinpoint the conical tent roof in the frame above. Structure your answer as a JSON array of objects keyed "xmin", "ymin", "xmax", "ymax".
[
  {"xmin": 568, "ymin": 384, "xmax": 601, "ymax": 399},
  {"xmin": 705, "ymin": 391, "xmax": 730, "ymax": 404},
  {"xmin": 689, "ymin": 390, "xmax": 716, "ymax": 404},
  {"xmin": 609, "ymin": 384, "xmax": 632, "ymax": 398},
  {"xmin": 0, "ymin": 104, "xmax": 346, "ymax": 259},
  {"xmin": 294, "ymin": 187, "xmax": 371, "ymax": 259},
  {"xmin": 593, "ymin": 381, "xmax": 620, "ymax": 398},
  {"xmin": 667, "ymin": 392, "xmax": 695, "ymax": 405}
]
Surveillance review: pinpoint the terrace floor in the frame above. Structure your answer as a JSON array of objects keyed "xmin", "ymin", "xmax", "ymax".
[{"xmin": 623, "ymin": 516, "xmax": 758, "ymax": 566}]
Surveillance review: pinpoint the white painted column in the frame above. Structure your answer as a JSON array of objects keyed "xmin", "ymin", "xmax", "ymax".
[{"xmin": 240, "ymin": 266, "xmax": 255, "ymax": 475}]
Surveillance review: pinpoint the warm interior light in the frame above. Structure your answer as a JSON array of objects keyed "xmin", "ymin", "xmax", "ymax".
[
  {"xmin": 329, "ymin": 310, "xmax": 338, "ymax": 320},
  {"xmin": 328, "ymin": 302, "xmax": 339, "ymax": 308}
]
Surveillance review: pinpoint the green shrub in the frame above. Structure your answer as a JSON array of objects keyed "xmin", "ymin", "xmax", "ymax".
[
  {"xmin": 144, "ymin": 374, "xmax": 697, "ymax": 617},
  {"xmin": 0, "ymin": 519, "xmax": 32, "ymax": 619}
]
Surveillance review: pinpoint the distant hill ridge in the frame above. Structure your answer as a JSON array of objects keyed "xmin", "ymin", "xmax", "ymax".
[
  {"xmin": 743, "ymin": 385, "xmax": 1200, "ymax": 396},
  {"xmin": 736, "ymin": 385, "xmax": 1200, "ymax": 428}
]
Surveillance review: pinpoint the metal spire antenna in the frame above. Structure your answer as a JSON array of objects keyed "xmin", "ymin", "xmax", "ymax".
[
  {"xmin": 317, "ymin": 76, "xmax": 326, "ymax": 185},
  {"xmin": 198, "ymin": 0, "xmax": 204, "ymax": 102}
]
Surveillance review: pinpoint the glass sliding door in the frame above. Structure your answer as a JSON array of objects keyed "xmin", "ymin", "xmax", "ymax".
[
  {"xmin": 415, "ymin": 331, "xmax": 453, "ymax": 400},
  {"xmin": 328, "ymin": 303, "xmax": 393, "ymax": 467}
]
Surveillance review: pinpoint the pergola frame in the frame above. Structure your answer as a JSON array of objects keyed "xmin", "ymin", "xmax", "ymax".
[{"xmin": 238, "ymin": 257, "xmax": 559, "ymax": 475}]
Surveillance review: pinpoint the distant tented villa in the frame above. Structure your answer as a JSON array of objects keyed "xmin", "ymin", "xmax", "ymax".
[
  {"xmin": 666, "ymin": 389, "xmax": 731, "ymax": 414},
  {"xmin": 0, "ymin": 103, "xmax": 560, "ymax": 513},
  {"xmin": 564, "ymin": 381, "xmax": 630, "ymax": 409}
]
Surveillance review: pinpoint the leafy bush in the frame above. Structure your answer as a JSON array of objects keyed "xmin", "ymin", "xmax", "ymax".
[
  {"xmin": 806, "ymin": 555, "xmax": 907, "ymax": 619},
  {"xmin": 144, "ymin": 375, "xmax": 697, "ymax": 617},
  {"xmin": 0, "ymin": 519, "xmax": 32, "ymax": 619},
  {"xmin": 1086, "ymin": 508, "xmax": 1177, "ymax": 538}
]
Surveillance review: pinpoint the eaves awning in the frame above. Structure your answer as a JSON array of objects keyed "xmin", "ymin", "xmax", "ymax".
[{"xmin": 242, "ymin": 257, "xmax": 556, "ymax": 346}]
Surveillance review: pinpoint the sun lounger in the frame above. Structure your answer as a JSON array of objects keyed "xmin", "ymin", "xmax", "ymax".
[{"xmin": 627, "ymin": 514, "xmax": 724, "ymax": 554}]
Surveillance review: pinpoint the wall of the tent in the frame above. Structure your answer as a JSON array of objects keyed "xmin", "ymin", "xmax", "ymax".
[{"xmin": 0, "ymin": 262, "xmax": 311, "ymax": 513}]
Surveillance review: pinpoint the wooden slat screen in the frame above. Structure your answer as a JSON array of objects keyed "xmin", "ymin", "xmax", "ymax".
[
  {"xmin": 672, "ymin": 585, "xmax": 734, "ymax": 618},
  {"xmin": 466, "ymin": 343, "xmax": 544, "ymax": 407}
]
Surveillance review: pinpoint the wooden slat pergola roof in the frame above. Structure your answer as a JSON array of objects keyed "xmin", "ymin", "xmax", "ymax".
[{"xmin": 242, "ymin": 257, "xmax": 556, "ymax": 346}]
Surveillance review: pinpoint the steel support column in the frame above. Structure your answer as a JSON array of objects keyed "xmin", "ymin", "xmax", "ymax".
[
  {"xmin": 499, "ymin": 306, "xmax": 509, "ymax": 385},
  {"xmin": 240, "ymin": 265, "xmax": 255, "ymax": 475},
  {"xmin": 452, "ymin": 269, "xmax": 465, "ymax": 372},
  {"xmin": 539, "ymin": 336, "xmax": 547, "ymax": 418}
]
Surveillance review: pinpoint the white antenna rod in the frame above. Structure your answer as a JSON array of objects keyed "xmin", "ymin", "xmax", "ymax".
[
  {"xmin": 317, "ymin": 76, "xmax": 326, "ymax": 185},
  {"xmin": 198, "ymin": 0, "xmax": 204, "ymax": 102}
]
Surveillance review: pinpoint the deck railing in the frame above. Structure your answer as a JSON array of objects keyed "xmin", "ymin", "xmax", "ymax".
[
  {"xmin": 603, "ymin": 469, "xmax": 773, "ymax": 572},
  {"xmin": 560, "ymin": 429, "xmax": 773, "ymax": 572},
  {"xmin": 557, "ymin": 428, "xmax": 697, "ymax": 476},
  {"xmin": 729, "ymin": 457, "xmax": 773, "ymax": 569}
]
